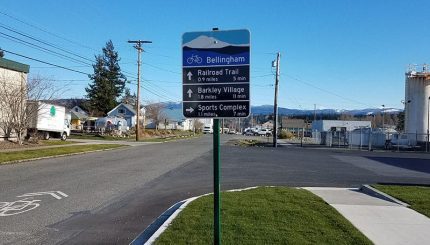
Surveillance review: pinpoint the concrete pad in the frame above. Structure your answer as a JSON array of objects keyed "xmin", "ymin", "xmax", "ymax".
[
  {"xmin": 305, "ymin": 187, "xmax": 398, "ymax": 206},
  {"xmin": 305, "ymin": 187, "xmax": 430, "ymax": 245}
]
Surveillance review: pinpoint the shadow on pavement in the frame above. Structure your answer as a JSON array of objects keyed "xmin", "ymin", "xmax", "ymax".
[{"xmin": 366, "ymin": 156, "xmax": 430, "ymax": 174}]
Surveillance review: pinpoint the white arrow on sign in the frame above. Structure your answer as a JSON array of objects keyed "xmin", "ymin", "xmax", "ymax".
[
  {"xmin": 17, "ymin": 191, "xmax": 68, "ymax": 200},
  {"xmin": 185, "ymin": 107, "xmax": 194, "ymax": 113},
  {"xmin": 187, "ymin": 71, "xmax": 193, "ymax": 80},
  {"xmin": 187, "ymin": 89, "xmax": 193, "ymax": 98}
]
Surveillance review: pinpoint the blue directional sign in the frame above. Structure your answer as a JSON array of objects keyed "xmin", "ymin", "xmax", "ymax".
[{"xmin": 182, "ymin": 29, "xmax": 250, "ymax": 118}]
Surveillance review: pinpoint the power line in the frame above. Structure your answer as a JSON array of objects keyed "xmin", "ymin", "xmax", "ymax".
[
  {"xmin": 0, "ymin": 31, "xmax": 92, "ymax": 66},
  {"xmin": 0, "ymin": 11, "xmax": 97, "ymax": 52},
  {"xmin": 142, "ymin": 62, "xmax": 181, "ymax": 74},
  {"xmin": 252, "ymin": 74, "xmax": 274, "ymax": 78},
  {"xmin": 0, "ymin": 23, "xmax": 94, "ymax": 63},
  {"xmin": 127, "ymin": 80, "xmax": 177, "ymax": 102},
  {"xmin": 144, "ymin": 79, "xmax": 180, "ymax": 98},
  {"xmin": 0, "ymin": 12, "xmax": 178, "ymax": 102},
  {"xmin": 285, "ymin": 74, "xmax": 376, "ymax": 108},
  {"xmin": 1, "ymin": 49, "xmax": 89, "ymax": 76}
]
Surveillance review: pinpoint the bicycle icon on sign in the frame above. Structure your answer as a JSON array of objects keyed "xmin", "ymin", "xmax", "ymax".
[{"xmin": 186, "ymin": 54, "xmax": 202, "ymax": 64}]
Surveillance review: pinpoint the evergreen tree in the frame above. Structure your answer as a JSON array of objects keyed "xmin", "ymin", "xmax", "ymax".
[
  {"xmin": 121, "ymin": 87, "xmax": 137, "ymax": 106},
  {"xmin": 86, "ymin": 40, "xmax": 126, "ymax": 115},
  {"xmin": 396, "ymin": 111, "xmax": 405, "ymax": 131}
]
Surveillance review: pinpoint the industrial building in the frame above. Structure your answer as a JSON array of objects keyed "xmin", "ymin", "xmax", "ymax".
[
  {"xmin": 0, "ymin": 57, "xmax": 30, "ymax": 141},
  {"xmin": 404, "ymin": 64, "xmax": 430, "ymax": 144},
  {"xmin": 312, "ymin": 120, "xmax": 371, "ymax": 132}
]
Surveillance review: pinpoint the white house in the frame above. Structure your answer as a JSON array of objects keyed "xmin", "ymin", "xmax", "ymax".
[
  {"xmin": 0, "ymin": 57, "xmax": 30, "ymax": 141},
  {"xmin": 70, "ymin": 106, "xmax": 88, "ymax": 130},
  {"xmin": 144, "ymin": 107, "xmax": 195, "ymax": 131},
  {"xmin": 107, "ymin": 103, "xmax": 138, "ymax": 128}
]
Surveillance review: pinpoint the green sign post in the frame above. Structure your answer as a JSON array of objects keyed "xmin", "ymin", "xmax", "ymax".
[
  {"xmin": 213, "ymin": 118, "xmax": 221, "ymax": 244},
  {"xmin": 182, "ymin": 29, "xmax": 250, "ymax": 244}
]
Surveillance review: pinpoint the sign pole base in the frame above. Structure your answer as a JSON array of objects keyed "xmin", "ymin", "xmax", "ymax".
[{"xmin": 213, "ymin": 118, "xmax": 221, "ymax": 245}]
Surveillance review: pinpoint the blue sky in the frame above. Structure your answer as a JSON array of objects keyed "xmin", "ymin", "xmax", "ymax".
[{"xmin": 1, "ymin": 0, "xmax": 429, "ymax": 110}]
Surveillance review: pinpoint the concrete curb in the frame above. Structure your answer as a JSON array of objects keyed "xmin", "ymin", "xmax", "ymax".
[
  {"xmin": 131, "ymin": 194, "xmax": 209, "ymax": 245},
  {"xmin": 360, "ymin": 184, "xmax": 409, "ymax": 207},
  {"xmin": 131, "ymin": 186, "xmax": 261, "ymax": 245},
  {"xmin": 0, "ymin": 145, "xmax": 128, "ymax": 165}
]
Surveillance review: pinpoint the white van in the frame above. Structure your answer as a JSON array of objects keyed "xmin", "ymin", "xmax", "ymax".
[{"xmin": 203, "ymin": 126, "xmax": 213, "ymax": 134}]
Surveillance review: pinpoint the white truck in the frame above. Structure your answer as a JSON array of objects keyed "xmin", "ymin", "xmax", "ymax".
[
  {"xmin": 201, "ymin": 119, "xmax": 214, "ymax": 134},
  {"xmin": 27, "ymin": 102, "xmax": 71, "ymax": 140}
]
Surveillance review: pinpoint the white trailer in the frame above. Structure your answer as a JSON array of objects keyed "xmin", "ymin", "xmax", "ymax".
[{"xmin": 27, "ymin": 102, "xmax": 71, "ymax": 140}]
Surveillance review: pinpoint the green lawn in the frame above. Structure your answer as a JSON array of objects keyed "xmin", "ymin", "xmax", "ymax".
[
  {"xmin": 155, "ymin": 187, "xmax": 372, "ymax": 245},
  {"xmin": 228, "ymin": 139, "xmax": 265, "ymax": 147},
  {"xmin": 38, "ymin": 140, "xmax": 79, "ymax": 146},
  {"xmin": 70, "ymin": 133, "xmax": 200, "ymax": 142},
  {"xmin": 0, "ymin": 144, "xmax": 126, "ymax": 164},
  {"xmin": 69, "ymin": 134, "xmax": 132, "ymax": 141},
  {"xmin": 373, "ymin": 184, "xmax": 430, "ymax": 218},
  {"xmin": 139, "ymin": 134, "xmax": 200, "ymax": 142}
]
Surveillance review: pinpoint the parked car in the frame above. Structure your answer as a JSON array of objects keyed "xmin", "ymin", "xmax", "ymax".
[
  {"xmin": 242, "ymin": 128, "xmax": 254, "ymax": 136},
  {"xmin": 203, "ymin": 126, "xmax": 213, "ymax": 134},
  {"xmin": 95, "ymin": 117, "xmax": 128, "ymax": 135},
  {"xmin": 258, "ymin": 128, "xmax": 272, "ymax": 136}
]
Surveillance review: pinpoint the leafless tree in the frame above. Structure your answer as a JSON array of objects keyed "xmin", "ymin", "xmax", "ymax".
[
  {"xmin": 0, "ymin": 73, "xmax": 58, "ymax": 144},
  {"xmin": 145, "ymin": 102, "xmax": 167, "ymax": 131},
  {"xmin": 193, "ymin": 119, "xmax": 204, "ymax": 133}
]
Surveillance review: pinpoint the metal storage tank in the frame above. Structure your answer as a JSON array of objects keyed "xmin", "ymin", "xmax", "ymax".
[{"xmin": 404, "ymin": 64, "xmax": 430, "ymax": 143}]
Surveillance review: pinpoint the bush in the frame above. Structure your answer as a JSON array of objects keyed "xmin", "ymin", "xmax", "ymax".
[{"xmin": 279, "ymin": 130, "xmax": 294, "ymax": 139}]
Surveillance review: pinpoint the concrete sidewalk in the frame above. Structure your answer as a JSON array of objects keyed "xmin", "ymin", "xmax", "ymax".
[{"xmin": 305, "ymin": 187, "xmax": 430, "ymax": 245}]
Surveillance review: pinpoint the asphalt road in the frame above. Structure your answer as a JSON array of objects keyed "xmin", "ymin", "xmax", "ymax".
[{"xmin": 1, "ymin": 135, "xmax": 430, "ymax": 244}]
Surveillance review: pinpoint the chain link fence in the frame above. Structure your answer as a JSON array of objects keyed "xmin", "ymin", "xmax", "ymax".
[{"xmin": 309, "ymin": 129, "xmax": 430, "ymax": 152}]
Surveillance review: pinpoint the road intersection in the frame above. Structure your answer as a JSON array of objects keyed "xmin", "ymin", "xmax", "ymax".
[{"xmin": 0, "ymin": 135, "xmax": 429, "ymax": 244}]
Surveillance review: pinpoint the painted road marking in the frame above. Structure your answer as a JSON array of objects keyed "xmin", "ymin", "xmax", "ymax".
[
  {"xmin": 17, "ymin": 191, "xmax": 68, "ymax": 200},
  {"xmin": 0, "ymin": 191, "xmax": 68, "ymax": 217},
  {"xmin": 0, "ymin": 199, "xmax": 41, "ymax": 217}
]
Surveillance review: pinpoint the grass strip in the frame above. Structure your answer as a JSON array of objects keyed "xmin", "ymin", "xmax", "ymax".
[
  {"xmin": 226, "ymin": 139, "xmax": 270, "ymax": 147},
  {"xmin": 373, "ymin": 184, "xmax": 430, "ymax": 218},
  {"xmin": 70, "ymin": 133, "xmax": 200, "ymax": 142},
  {"xmin": 139, "ymin": 134, "xmax": 200, "ymax": 142},
  {"xmin": 69, "ymin": 135, "xmax": 132, "ymax": 141},
  {"xmin": 39, "ymin": 140, "xmax": 79, "ymax": 146},
  {"xmin": 155, "ymin": 187, "xmax": 372, "ymax": 244},
  {"xmin": 0, "ymin": 144, "xmax": 126, "ymax": 164}
]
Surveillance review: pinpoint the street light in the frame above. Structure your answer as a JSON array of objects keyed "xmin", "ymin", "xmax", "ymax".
[{"xmin": 381, "ymin": 104, "xmax": 385, "ymax": 130}]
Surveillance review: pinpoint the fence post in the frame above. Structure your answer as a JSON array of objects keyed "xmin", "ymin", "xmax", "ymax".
[
  {"xmin": 360, "ymin": 128, "xmax": 362, "ymax": 150},
  {"xmin": 368, "ymin": 128, "xmax": 372, "ymax": 151},
  {"xmin": 397, "ymin": 133, "xmax": 400, "ymax": 152}
]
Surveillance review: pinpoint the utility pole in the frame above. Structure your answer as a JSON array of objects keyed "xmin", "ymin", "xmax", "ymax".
[
  {"xmin": 314, "ymin": 104, "xmax": 317, "ymax": 122},
  {"xmin": 273, "ymin": 52, "xmax": 281, "ymax": 147},
  {"xmin": 128, "ymin": 40, "xmax": 152, "ymax": 141},
  {"xmin": 251, "ymin": 113, "xmax": 254, "ymax": 128},
  {"xmin": 381, "ymin": 104, "xmax": 385, "ymax": 137}
]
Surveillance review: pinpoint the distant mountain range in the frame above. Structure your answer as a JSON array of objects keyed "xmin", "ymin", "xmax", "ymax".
[
  {"xmin": 162, "ymin": 102, "xmax": 402, "ymax": 119},
  {"xmin": 47, "ymin": 99, "xmax": 402, "ymax": 120},
  {"xmin": 183, "ymin": 35, "xmax": 249, "ymax": 49}
]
